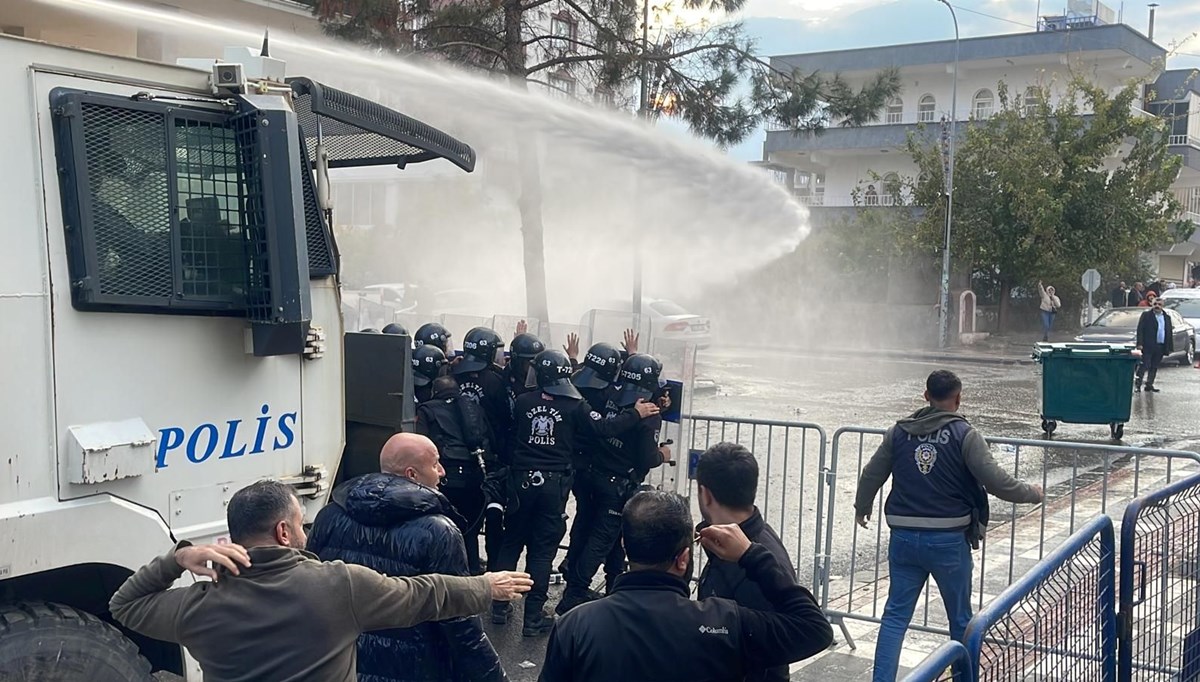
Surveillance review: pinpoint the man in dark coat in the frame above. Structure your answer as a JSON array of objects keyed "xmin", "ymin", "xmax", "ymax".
[
  {"xmin": 695, "ymin": 442, "xmax": 801, "ymax": 682},
  {"xmin": 1136, "ymin": 297, "xmax": 1174, "ymax": 393},
  {"xmin": 307, "ymin": 433, "xmax": 507, "ymax": 682}
]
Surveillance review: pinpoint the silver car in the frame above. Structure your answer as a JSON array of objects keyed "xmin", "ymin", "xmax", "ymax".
[{"xmin": 1075, "ymin": 307, "xmax": 1196, "ymax": 366}]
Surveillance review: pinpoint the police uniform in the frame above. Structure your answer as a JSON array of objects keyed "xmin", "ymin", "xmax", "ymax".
[
  {"xmin": 453, "ymin": 364, "xmax": 511, "ymax": 566},
  {"xmin": 414, "ymin": 383, "xmax": 491, "ymax": 574},
  {"xmin": 495, "ymin": 387, "xmax": 642, "ymax": 630},
  {"xmin": 559, "ymin": 385, "xmax": 662, "ymax": 610}
]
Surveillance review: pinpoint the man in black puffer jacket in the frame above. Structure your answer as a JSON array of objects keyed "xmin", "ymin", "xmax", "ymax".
[{"xmin": 307, "ymin": 433, "xmax": 506, "ymax": 682}]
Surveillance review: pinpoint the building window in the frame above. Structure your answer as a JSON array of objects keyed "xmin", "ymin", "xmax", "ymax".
[
  {"xmin": 1023, "ymin": 87, "xmax": 1039, "ymax": 116},
  {"xmin": 973, "ymin": 89, "xmax": 994, "ymax": 119},
  {"xmin": 918, "ymin": 94, "xmax": 936, "ymax": 123},
  {"xmin": 548, "ymin": 73, "xmax": 576, "ymax": 98},
  {"xmin": 550, "ymin": 13, "xmax": 577, "ymax": 46},
  {"xmin": 864, "ymin": 184, "xmax": 879, "ymax": 205},
  {"xmin": 885, "ymin": 97, "xmax": 903, "ymax": 124},
  {"xmin": 593, "ymin": 88, "xmax": 614, "ymax": 107}
]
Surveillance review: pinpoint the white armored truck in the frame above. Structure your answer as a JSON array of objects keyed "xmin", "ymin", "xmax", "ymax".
[{"xmin": 0, "ymin": 33, "xmax": 473, "ymax": 679}]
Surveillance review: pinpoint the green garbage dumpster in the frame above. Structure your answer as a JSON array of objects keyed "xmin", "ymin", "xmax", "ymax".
[{"xmin": 1031, "ymin": 343, "xmax": 1139, "ymax": 439}]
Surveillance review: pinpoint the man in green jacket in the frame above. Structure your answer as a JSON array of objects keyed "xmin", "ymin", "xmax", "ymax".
[{"xmin": 110, "ymin": 480, "xmax": 532, "ymax": 682}]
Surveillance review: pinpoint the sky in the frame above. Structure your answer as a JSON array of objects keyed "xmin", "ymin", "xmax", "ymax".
[{"xmin": 695, "ymin": 0, "xmax": 1200, "ymax": 160}]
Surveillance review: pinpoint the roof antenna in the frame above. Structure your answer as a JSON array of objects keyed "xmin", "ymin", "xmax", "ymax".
[{"xmin": 261, "ymin": 29, "xmax": 271, "ymax": 57}]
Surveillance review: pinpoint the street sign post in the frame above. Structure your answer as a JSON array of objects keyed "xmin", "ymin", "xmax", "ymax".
[{"xmin": 1082, "ymin": 268, "xmax": 1102, "ymax": 325}]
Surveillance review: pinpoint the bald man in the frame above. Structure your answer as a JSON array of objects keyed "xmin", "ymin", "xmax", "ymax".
[{"xmin": 307, "ymin": 433, "xmax": 507, "ymax": 682}]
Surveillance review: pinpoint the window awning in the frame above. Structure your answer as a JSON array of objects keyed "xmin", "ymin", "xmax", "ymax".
[{"xmin": 287, "ymin": 77, "xmax": 476, "ymax": 172}]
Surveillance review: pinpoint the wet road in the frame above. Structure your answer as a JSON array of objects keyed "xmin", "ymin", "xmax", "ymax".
[{"xmin": 487, "ymin": 348, "xmax": 1200, "ymax": 680}]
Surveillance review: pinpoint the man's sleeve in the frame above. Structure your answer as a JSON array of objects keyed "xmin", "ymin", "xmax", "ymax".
[
  {"xmin": 538, "ymin": 621, "xmax": 574, "ymax": 682},
  {"xmin": 736, "ymin": 544, "xmax": 833, "ymax": 668},
  {"xmin": 585, "ymin": 403, "xmax": 641, "ymax": 438},
  {"xmin": 963, "ymin": 430, "xmax": 1041, "ymax": 504},
  {"xmin": 424, "ymin": 522, "xmax": 507, "ymax": 682},
  {"xmin": 344, "ymin": 563, "xmax": 492, "ymax": 633},
  {"xmin": 854, "ymin": 426, "xmax": 894, "ymax": 516},
  {"xmin": 108, "ymin": 542, "xmax": 193, "ymax": 643}
]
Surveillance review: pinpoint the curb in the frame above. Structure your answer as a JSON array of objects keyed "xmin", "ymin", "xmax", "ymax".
[{"xmin": 734, "ymin": 344, "xmax": 1037, "ymax": 367}]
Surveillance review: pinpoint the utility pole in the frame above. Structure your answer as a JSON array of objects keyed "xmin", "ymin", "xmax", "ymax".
[{"xmin": 935, "ymin": 0, "xmax": 959, "ymax": 349}]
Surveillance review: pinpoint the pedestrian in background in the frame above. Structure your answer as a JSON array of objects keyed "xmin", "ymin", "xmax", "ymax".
[
  {"xmin": 1135, "ymin": 297, "xmax": 1173, "ymax": 393},
  {"xmin": 1038, "ymin": 281, "xmax": 1061, "ymax": 342},
  {"xmin": 854, "ymin": 370, "xmax": 1043, "ymax": 682},
  {"xmin": 1110, "ymin": 281, "xmax": 1129, "ymax": 309}
]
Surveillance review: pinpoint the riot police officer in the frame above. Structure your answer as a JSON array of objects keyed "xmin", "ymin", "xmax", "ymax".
[
  {"xmin": 414, "ymin": 322, "xmax": 452, "ymax": 354},
  {"xmin": 453, "ymin": 327, "xmax": 512, "ymax": 568},
  {"xmin": 411, "ymin": 344, "xmax": 447, "ymax": 404},
  {"xmin": 381, "ymin": 322, "xmax": 407, "ymax": 336},
  {"xmin": 492, "ymin": 350, "xmax": 658, "ymax": 636},
  {"xmin": 557, "ymin": 353, "xmax": 669, "ymax": 614},
  {"xmin": 506, "ymin": 332, "xmax": 545, "ymax": 402},
  {"xmin": 415, "ymin": 375, "xmax": 492, "ymax": 574}
]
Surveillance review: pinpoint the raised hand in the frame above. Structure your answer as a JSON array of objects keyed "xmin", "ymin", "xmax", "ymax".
[
  {"xmin": 175, "ymin": 543, "xmax": 252, "ymax": 582},
  {"xmin": 622, "ymin": 329, "xmax": 639, "ymax": 355},
  {"xmin": 515, "ymin": 320, "xmax": 528, "ymax": 337},
  {"xmin": 697, "ymin": 524, "xmax": 752, "ymax": 563},
  {"xmin": 564, "ymin": 332, "xmax": 580, "ymax": 360}
]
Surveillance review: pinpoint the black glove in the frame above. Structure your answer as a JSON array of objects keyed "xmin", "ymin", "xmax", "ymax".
[{"xmin": 482, "ymin": 467, "xmax": 510, "ymax": 509}]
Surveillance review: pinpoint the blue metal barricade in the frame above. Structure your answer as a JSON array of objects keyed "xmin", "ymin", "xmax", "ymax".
[
  {"xmin": 903, "ymin": 640, "xmax": 970, "ymax": 682},
  {"xmin": 1118, "ymin": 472, "xmax": 1200, "ymax": 681},
  {"xmin": 962, "ymin": 514, "xmax": 1116, "ymax": 682}
]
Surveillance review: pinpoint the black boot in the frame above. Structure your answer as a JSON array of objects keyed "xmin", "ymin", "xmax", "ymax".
[
  {"xmin": 522, "ymin": 609, "xmax": 556, "ymax": 637},
  {"xmin": 555, "ymin": 588, "xmax": 589, "ymax": 616},
  {"xmin": 491, "ymin": 601, "xmax": 513, "ymax": 625}
]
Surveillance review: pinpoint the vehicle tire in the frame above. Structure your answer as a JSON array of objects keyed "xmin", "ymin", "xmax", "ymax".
[
  {"xmin": 1041, "ymin": 420, "xmax": 1057, "ymax": 436},
  {"xmin": 0, "ymin": 602, "xmax": 153, "ymax": 682},
  {"xmin": 1180, "ymin": 340, "xmax": 1196, "ymax": 367},
  {"xmin": 1111, "ymin": 423, "xmax": 1125, "ymax": 440}
]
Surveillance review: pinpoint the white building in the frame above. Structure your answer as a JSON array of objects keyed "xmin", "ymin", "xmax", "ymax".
[{"xmin": 761, "ymin": 13, "xmax": 1200, "ymax": 284}]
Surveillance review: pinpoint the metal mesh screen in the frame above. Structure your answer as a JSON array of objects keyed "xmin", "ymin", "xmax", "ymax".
[
  {"xmin": 232, "ymin": 110, "xmax": 273, "ymax": 324},
  {"xmin": 288, "ymin": 77, "xmax": 475, "ymax": 171},
  {"xmin": 1124, "ymin": 482, "xmax": 1200, "ymax": 679},
  {"xmin": 174, "ymin": 118, "xmax": 247, "ymax": 300},
  {"xmin": 291, "ymin": 91, "xmax": 428, "ymax": 166},
  {"xmin": 80, "ymin": 103, "xmax": 173, "ymax": 298},
  {"xmin": 297, "ymin": 134, "xmax": 335, "ymax": 276},
  {"xmin": 975, "ymin": 534, "xmax": 1114, "ymax": 682}
]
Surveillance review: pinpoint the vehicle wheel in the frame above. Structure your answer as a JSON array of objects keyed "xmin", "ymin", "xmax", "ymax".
[
  {"xmin": 1181, "ymin": 340, "xmax": 1196, "ymax": 367},
  {"xmin": 1041, "ymin": 419, "xmax": 1057, "ymax": 435},
  {"xmin": 1111, "ymin": 423, "xmax": 1125, "ymax": 440},
  {"xmin": 0, "ymin": 602, "xmax": 153, "ymax": 682}
]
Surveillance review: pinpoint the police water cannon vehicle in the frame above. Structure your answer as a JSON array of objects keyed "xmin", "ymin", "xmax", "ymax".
[{"xmin": 0, "ymin": 33, "xmax": 474, "ymax": 680}]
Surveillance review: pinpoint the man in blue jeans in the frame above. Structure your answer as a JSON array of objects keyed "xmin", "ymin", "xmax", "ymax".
[{"xmin": 854, "ymin": 370, "xmax": 1044, "ymax": 681}]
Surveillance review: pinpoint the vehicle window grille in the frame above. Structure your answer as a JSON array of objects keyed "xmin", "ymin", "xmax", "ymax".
[
  {"xmin": 231, "ymin": 109, "xmax": 273, "ymax": 324},
  {"xmin": 297, "ymin": 135, "xmax": 336, "ymax": 277}
]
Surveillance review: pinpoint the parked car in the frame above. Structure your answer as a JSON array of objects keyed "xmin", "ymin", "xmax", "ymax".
[
  {"xmin": 645, "ymin": 298, "xmax": 712, "ymax": 348},
  {"xmin": 1075, "ymin": 307, "xmax": 1196, "ymax": 365},
  {"xmin": 361, "ymin": 283, "xmax": 419, "ymax": 314},
  {"xmin": 1161, "ymin": 288, "xmax": 1200, "ymax": 331}
]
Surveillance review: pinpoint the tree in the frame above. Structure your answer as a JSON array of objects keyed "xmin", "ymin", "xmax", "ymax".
[
  {"xmin": 311, "ymin": 0, "xmax": 901, "ymax": 321},
  {"xmin": 904, "ymin": 76, "xmax": 1191, "ymax": 330}
]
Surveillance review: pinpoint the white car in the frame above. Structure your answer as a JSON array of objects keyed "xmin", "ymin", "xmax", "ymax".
[
  {"xmin": 1161, "ymin": 288, "xmax": 1200, "ymax": 331},
  {"xmin": 361, "ymin": 283, "xmax": 419, "ymax": 314},
  {"xmin": 645, "ymin": 298, "xmax": 712, "ymax": 348}
]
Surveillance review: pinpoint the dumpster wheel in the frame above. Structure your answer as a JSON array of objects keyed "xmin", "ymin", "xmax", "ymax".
[
  {"xmin": 1041, "ymin": 419, "xmax": 1057, "ymax": 435},
  {"xmin": 1110, "ymin": 423, "xmax": 1124, "ymax": 440}
]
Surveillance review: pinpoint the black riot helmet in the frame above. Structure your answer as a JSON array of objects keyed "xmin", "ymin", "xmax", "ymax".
[
  {"xmin": 414, "ymin": 323, "xmax": 451, "ymax": 352},
  {"xmin": 382, "ymin": 323, "xmax": 408, "ymax": 336},
  {"xmin": 572, "ymin": 342, "xmax": 623, "ymax": 390},
  {"xmin": 614, "ymin": 354, "xmax": 664, "ymax": 406},
  {"xmin": 510, "ymin": 333, "xmax": 546, "ymax": 360},
  {"xmin": 360, "ymin": 328, "xmax": 380, "ymax": 333},
  {"xmin": 411, "ymin": 345, "xmax": 448, "ymax": 387},
  {"xmin": 533, "ymin": 350, "xmax": 582, "ymax": 399},
  {"xmin": 458, "ymin": 327, "xmax": 505, "ymax": 373}
]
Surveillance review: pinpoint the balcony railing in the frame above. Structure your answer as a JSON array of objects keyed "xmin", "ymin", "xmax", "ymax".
[
  {"xmin": 1169, "ymin": 134, "xmax": 1200, "ymax": 149},
  {"xmin": 792, "ymin": 193, "xmax": 909, "ymax": 207}
]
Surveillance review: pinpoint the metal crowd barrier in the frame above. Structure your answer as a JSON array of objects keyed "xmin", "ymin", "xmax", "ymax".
[
  {"xmin": 962, "ymin": 514, "xmax": 1117, "ymax": 682},
  {"xmin": 683, "ymin": 415, "xmax": 827, "ymax": 588},
  {"xmin": 1118, "ymin": 472, "xmax": 1200, "ymax": 681},
  {"xmin": 824, "ymin": 427, "xmax": 1200, "ymax": 648},
  {"xmin": 903, "ymin": 640, "xmax": 970, "ymax": 682}
]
